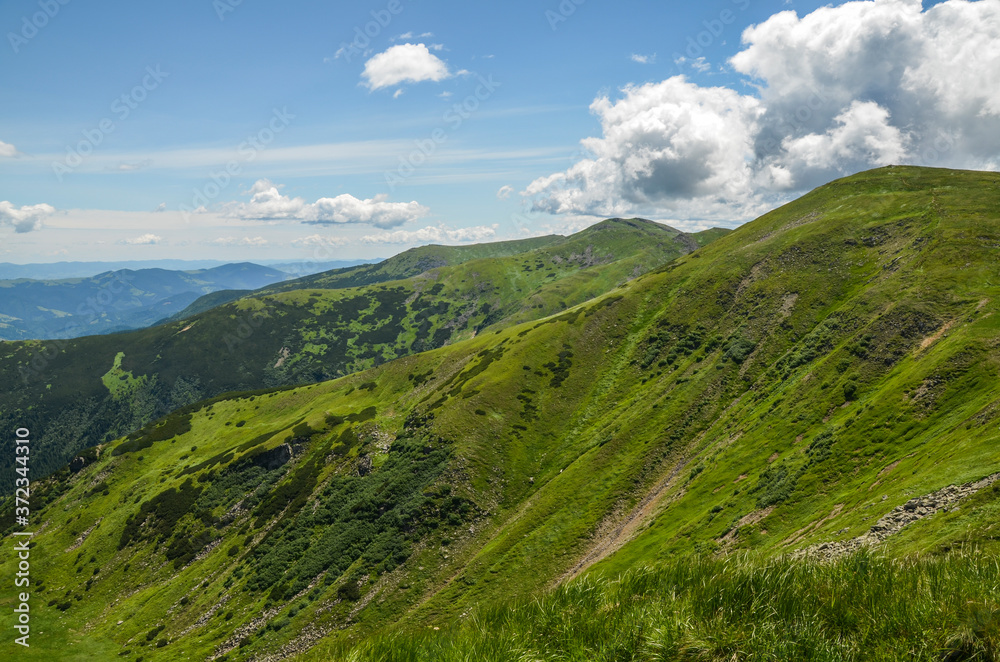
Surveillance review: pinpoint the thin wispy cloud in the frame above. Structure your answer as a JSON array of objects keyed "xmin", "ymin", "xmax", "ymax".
[
  {"xmin": 112, "ymin": 160, "xmax": 154, "ymax": 172},
  {"xmin": 291, "ymin": 234, "xmax": 347, "ymax": 248},
  {"xmin": 392, "ymin": 31, "xmax": 433, "ymax": 42},
  {"xmin": 360, "ymin": 224, "xmax": 497, "ymax": 245},
  {"xmin": 209, "ymin": 236, "xmax": 270, "ymax": 247}
]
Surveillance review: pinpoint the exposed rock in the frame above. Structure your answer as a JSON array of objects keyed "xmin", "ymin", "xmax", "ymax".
[
  {"xmin": 251, "ymin": 444, "xmax": 292, "ymax": 471},
  {"xmin": 356, "ymin": 454, "xmax": 372, "ymax": 477},
  {"xmin": 273, "ymin": 346, "xmax": 291, "ymax": 368},
  {"xmin": 65, "ymin": 518, "xmax": 101, "ymax": 553},
  {"xmin": 795, "ymin": 472, "xmax": 1000, "ymax": 561}
]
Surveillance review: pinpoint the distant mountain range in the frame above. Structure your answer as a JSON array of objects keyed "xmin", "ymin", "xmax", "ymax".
[
  {"xmin": 0, "ymin": 263, "xmax": 292, "ymax": 340},
  {"xmin": 0, "ymin": 258, "xmax": 371, "ymax": 281}
]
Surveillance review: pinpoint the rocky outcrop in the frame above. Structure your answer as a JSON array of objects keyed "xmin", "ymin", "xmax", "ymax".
[
  {"xmin": 796, "ymin": 472, "xmax": 1000, "ymax": 560},
  {"xmin": 356, "ymin": 454, "xmax": 372, "ymax": 477},
  {"xmin": 251, "ymin": 444, "xmax": 292, "ymax": 471}
]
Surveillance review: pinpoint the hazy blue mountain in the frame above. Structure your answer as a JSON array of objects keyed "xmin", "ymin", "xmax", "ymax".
[{"xmin": 0, "ymin": 262, "xmax": 290, "ymax": 340}]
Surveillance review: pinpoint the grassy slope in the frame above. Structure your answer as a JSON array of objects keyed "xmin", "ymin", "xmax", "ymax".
[
  {"xmin": 0, "ymin": 219, "xmax": 715, "ymax": 492},
  {"xmin": 335, "ymin": 552, "xmax": 1000, "ymax": 661},
  {"xmin": 254, "ymin": 234, "xmax": 566, "ymax": 294},
  {"xmin": 2, "ymin": 167, "xmax": 998, "ymax": 660}
]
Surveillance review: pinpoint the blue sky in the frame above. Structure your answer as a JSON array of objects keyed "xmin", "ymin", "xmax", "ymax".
[{"xmin": 0, "ymin": 0, "xmax": 996, "ymax": 263}]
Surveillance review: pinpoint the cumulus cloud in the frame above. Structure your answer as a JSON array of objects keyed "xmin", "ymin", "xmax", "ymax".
[
  {"xmin": 630, "ymin": 53, "xmax": 656, "ymax": 64},
  {"xmin": 496, "ymin": 185, "xmax": 515, "ymax": 199},
  {"xmin": 524, "ymin": 77, "xmax": 764, "ymax": 218},
  {"xmin": 228, "ymin": 179, "xmax": 429, "ymax": 229},
  {"xmin": 360, "ymin": 224, "xmax": 498, "ymax": 245},
  {"xmin": 362, "ymin": 43, "xmax": 452, "ymax": 90},
  {"xmin": 0, "ymin": 201, "xmax": 55, "ymax": 233},
  {"xmin": 526, "ymin": 0, "xmax": 1000, "ymax": 221},
  {"xmin": 732, "ymin": 0, "xmax": 1000, "ymax": 187},
  {"xmin": 771, "ymin": 101, "xmax": 909, "ymax": 189},
  {"xmin": 0, "ymin": 141, "xmax": 19, "ymax": 158},
  {"xmin": 121, "ymin": 234, "xmax": 162, "ymax": 245}
]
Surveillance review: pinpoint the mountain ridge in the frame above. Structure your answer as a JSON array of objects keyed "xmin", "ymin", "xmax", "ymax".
[
  {"xmin": 2, "ymin": 166, "xmax": 997, "ymax": 660},
  {"xmin": 0, "ymin": 218, "xmax": 723, "ymax": 492}
]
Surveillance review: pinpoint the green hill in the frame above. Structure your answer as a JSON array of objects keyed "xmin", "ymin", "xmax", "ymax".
[
  {"xmin": 3, "ymin": 166, "xmax": 997, "ymax": 661},
  {"xmin": 254, "ymin": 234, "xmax": 566, "ymax": 294},
  {"xmin": 0, "ymin": 219, "xmax": 719, "ymax": 491}
]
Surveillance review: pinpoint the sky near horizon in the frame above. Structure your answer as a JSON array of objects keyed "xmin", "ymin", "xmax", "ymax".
[{"xmin": 0, "ymin": 0, "xmax": 997, "ymax": 263}]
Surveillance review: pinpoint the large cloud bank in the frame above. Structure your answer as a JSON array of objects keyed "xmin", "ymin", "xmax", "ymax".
[{"xmin": 525, "ymin": 0, "xmax": 1000, "ymax": 221}]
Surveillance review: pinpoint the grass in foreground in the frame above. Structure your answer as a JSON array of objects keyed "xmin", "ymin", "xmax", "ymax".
[{"xmin": 317, "ymin": 551, "xmax": 1000, "ymax": 662}]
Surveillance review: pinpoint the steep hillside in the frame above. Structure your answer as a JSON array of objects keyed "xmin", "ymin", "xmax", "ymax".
[
  {"xmin": 2, "ymin": 167, "xmax": 997, "ymax": 660},
  {"xmin": 0, "ymin": 219, "xmax": 716, "ymax": 491},
  {"xmin": 255, "ymin": 234, "xmax": 566, "ymax": 294},
  {"xmin": 0, "ymin": 263, "xmax": 289, "ymax": 340}
]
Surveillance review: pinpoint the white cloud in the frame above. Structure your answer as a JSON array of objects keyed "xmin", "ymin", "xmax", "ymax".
[
  {"xmin": 153, "ymin": 202, "xmax": 167, "ymax": 212},
  {"xmin": 524, "ymin": 77, "xmax": 764, "ymax": 219},
  {"xmin": 290, "ymin": 234, "xmax": 347, "ymax": 248},
  {"xmin": 774, "ymin": 100, "xmax": 908, "ymax": 187},
  {"xmin": 496, "ymin": 185, "xmax": 515, "ymax": 199},
  {"xmin": 362, "ymin": 43, "xmax": 452, "ymax": 90},
  {"xmin": 393, "ymin": 32, "xmax": 433, "ymax": 42},
  {"xmin": 209, "ymin": 236, "xmax": 270, "ymax": 247},
  {"xmin": 630, "ymin": 53, "xmax": 656, "ymax": 64},
  {"xmin": 121, "ymin": 234, "xmax": 162, "ymax": 245},
  {"xmin": 361, "ymin": 224, "xmax": 498, "ymax": 245},
  {"xmin": 0, "ymin": 141, "xmax": 18, "ymax": 158},
  {"xmin": 228, "ymin": 179, "xmax": 430, "ymax": 229},
  {"xmin": 732, "ymin": 0, "xmax": 1000, "ymax": 187},
  {"xmin": 0, "ymin": 201, "xmax": 55, "ymax": 233},
  {"xmin": 526, "ymin": 0, "xmax": 1000, "ymax": 221},
  {"xmin": 113, "ymin": 159, "xmax": 153, "ymax": 172}
]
